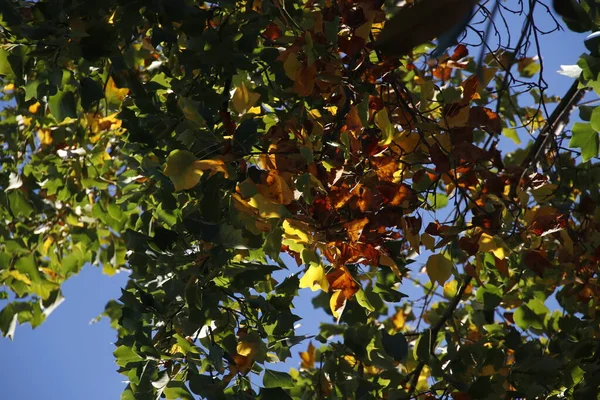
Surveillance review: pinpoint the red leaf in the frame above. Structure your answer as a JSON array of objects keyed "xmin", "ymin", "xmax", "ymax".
[{"xmin": 451, "ymin": 44, "xmax": 469, "ymax": 61}]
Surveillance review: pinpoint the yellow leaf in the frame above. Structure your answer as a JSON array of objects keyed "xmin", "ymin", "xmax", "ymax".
[
  {"xmin": 299, "ymin": 342, "xmax": 316, "ymax": 370},
  {"xmin": 37, "ymin": 129, "xmax": 53, "ymax": 146},
  {"xmin": 248, "ymin": 194, "xmax": 285, "ymax": 218},
  {"xmin": 329, "ymin": 290, "xmax": 347, "ymax": 321},
  {"xmin": 478, "ymin": 233, "xmax": 509, "ymax": 260},
  {"xmin": 8, "ymin": 270, "xmax": 32, "ymax": 285},
  {"xmin": 443, "ymin": 279, "xmax": 458, "ymax": 298},
  {"xmin": 375, "ymin": 108, "xmax": 395, "ymax": 146},
  {"xmin": 105, "ymin": 77, "xmax": 128, "ymax": 104},
  {"xmin": 248, "ymin": 105, "xmax": 262, "ymax": 114},
  {"xmin": 283, "ymin": 54, "xmax": 302, "ymax": 81},
  {"xmin": 392, "ymin": 309, "xmax": 406, "ymax": 330},
  {"xmin": 232, "ymin": 82, "xmax": 261, "ymax": 114},
  {"xmin": 299, "ymin": 262, "xmax": 329, "ymax": 292},
  {"xmin": 29, "ymin": 102, "xmax": 41, "ymax": 114},
  {"xmin": 283, "ymin": 219, "xmax": 311, "ymax": 243},
  {"xmin": 164, "ymin": 150, "xmax": 228, "ymax": 191},
  {"xmin": 41, "ymin": 236, "xmax": 54, "ymax": 256},
  {"xmin": 169, "ymin": 343, "xmax": 186, "ymax": 355},
  {"xmin": 237, "ymin": 340, "xmax": 259, "ymax": 359},
  {"xmin": 426, "ymin": 253, "xmax": 453, "ymax": 285}
]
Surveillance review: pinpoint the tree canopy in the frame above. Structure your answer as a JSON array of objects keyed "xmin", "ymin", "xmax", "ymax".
[{"xmin": 1, "ymin": 0, "xmax": 600, "ymax": 398}]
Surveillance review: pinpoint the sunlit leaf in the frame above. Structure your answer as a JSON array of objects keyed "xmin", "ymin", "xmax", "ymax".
[{"xmin": 426, "ymin": 253, "xmax": 453, "ymax": 285}]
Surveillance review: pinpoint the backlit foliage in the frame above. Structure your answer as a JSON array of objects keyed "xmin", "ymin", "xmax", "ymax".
[{"xmin": 1, "ymin": 0, "xmax": 600, "ymax": 399}]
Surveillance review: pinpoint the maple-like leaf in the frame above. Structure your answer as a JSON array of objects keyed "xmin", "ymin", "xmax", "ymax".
[{"xmin": 299, "ymin": 342, "xmax": 316, "ymax": 370}]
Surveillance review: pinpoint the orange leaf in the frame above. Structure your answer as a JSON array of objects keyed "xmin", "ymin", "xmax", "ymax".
[{"xmin": 327, "ymin": 266, "xmax": 359, "ymax": 300}]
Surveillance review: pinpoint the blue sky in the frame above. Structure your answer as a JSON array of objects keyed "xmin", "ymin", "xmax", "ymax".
[{"xmin": 0, "ymin": 8, "xmax": 594, "ymax": 400}]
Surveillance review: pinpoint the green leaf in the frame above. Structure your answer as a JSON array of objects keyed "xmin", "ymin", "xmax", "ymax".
[
  {"xmin": 514, "ymin": 298, "xmax": 549, "ymax": 330},
  {"xmin": 591, "ymin": 106, "xmax": 600, "ymax": 132},
  {"xmin": 163, "ymin": 382, "xmax": 194, "ymax": 400},
  {"xmin": 263, "ymin": 369, "xmax": 294, "ymax": 388},
  {"xmin": 355, "ymin": 289, "xmax": 375, "ymax": 312},
  {"xmin": 48, "ymin": 89, "xmax": 77, "ymax": 122},
  {"xmin": 502, "ymin": 127, "xmax": 521, "ymax": 144},
  {"xmin": 414, "ymin": 329, "xmax": 432, "ymax": 362},
  {"xmin": 114, "ymin": 345, "xmax": 143, "ymax": 367},
  {"xmin": 427, "ymin": 193, "xmax": 448, "ymax": 210},
  {"xmin": 80, "ymin": 77, "xmax": 105, "ymax": 111},
  {"xmin": 0, "ymin": 48, "xmax": 15, "ymax": 77},
  {"xmin": 8, "ymin": 191, "xmax": 33, "ymax": 218},
  {"xmin": 569, "ymin": 122, "xmax": 599, "ymax": 162},
  {"xmin": 381, "ymin": 330, "xmax": 408, "ymax": 362},
  {"xmin": 475, "ymin": 284, "xmax": 502, "ymax": 310}
]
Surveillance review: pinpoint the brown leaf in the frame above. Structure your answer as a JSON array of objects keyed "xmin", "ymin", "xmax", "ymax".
[
  {"xmin": 461, "ymin": 74, "xmax": 479, "ymax": 105},
  {"xmin": 529, "ymin": 213, "xmax": 567, "ymax": 236},
  {"xmin": 379, "ymin": 182, "xmax": 414, "ymax": 207},
  {"xmin": 372, "ymin": 156, "xmax": 398, "ymax": 181},
  {"xmin": 430, "ymin": 143, "xmax": 450, "ymax": 173},
  {"xmin": 468, "ymin": 106, "xmax": 502, "ymax": 135},
  {"xmin": 345, "ymin": 105, "xmax": 363, "ymax": 132},
  {"xmin": 293, "ymin": 63, "xmax": 317, "ymax": 97},
  {"xmin": 458, "ymin": 236, "xmax": 479, "ymax": 256},
  {"xmin": 524, "ymin": 250, "xmax": 554, "ymax": 277},
  {"xmin": 344, "ymin": 217, "xmax": 370, "ymax": 242}
]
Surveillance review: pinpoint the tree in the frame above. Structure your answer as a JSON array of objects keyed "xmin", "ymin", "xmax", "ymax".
[{"xmin": 1, "ymin": 0, "xmax": 600, "ymax": 398}]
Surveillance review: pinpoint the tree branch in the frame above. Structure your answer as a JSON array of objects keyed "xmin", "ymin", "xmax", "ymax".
[
  {"xmin": 407, "ymin": 276, "xmax": 473, "ymax": 396},
  {"xmin": 520, "ymin": 80, "xmax": 589, "ymax": 170}
]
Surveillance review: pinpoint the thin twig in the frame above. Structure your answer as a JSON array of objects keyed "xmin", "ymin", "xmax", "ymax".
[{"xmin": 407, "ymin": 276, "xmax": 473, "ymax": 396}]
